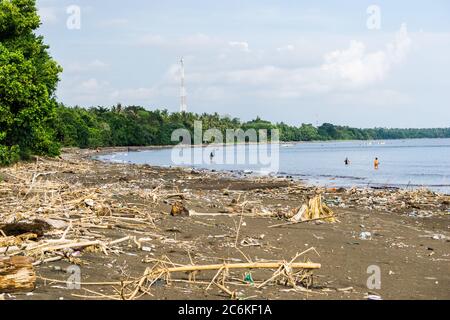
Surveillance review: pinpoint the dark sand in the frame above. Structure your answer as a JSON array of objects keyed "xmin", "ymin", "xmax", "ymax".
[{"xmin": 3, "ymin": 149, "xmax": 449, "ymax": 300}]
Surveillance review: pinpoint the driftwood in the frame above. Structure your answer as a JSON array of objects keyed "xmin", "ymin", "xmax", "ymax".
[
  {"xmin": 122, "ymin": 249, "xmax": 321, "ymax": 300},
  {"xmin": 189, "ymin": 211, "xmax": 250, "ymax": 217},
  {"xmin": 150, "ymin": 261, "xmax": 321, "ymax": 274},
  {"xmin": 269, "ymin": 213, "xmax": 341, "ymax": 228},
  {"xmin": 0, "ymin": 256, "xmax": 36, "ymax": 293},
  {"xmin": 270, "ymin": 195, "xmax": 337, "ymax": 228},
  {"xmin": 0, "ymin": 221, "xmax": 50, "ymax": 237},
  {"xmin": 0, "ymin": 233, "xmax": 37, "ymax": 247}
]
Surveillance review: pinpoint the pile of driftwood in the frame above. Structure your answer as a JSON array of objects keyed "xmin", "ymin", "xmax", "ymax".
[
  {"xmin": 0, "ymin": 157, "xmax": 167, "ymax": 293},
  {"xmin": 0, "ymin": 157, "xmax": 323, "ymax": 298}
]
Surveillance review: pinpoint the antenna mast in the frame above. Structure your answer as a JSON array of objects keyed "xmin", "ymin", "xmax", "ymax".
[{"xmin": 180, "ymin": 58, "xmax": 187, "ymax": 112}]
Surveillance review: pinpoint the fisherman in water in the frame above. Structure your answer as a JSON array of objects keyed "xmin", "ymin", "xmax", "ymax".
[{"xmin": 374, "ymin": 157, "xmax": 380, "ymax": 170}]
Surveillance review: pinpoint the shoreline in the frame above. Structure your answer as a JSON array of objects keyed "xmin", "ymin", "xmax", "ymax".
[
  {"xmin": 62, "ymin": 136, "xmax": 450, "ymax": 154},
  {"xmin": 84, "ymin": 146, "xmax": 450, "ymax": 196},
  {"xmin": 1, "ymin": 150, "xmax": 448, "ymax": 300},
  {"xmin": 73, "ymin": 146, "xmax": 450, "ymax": 219}
]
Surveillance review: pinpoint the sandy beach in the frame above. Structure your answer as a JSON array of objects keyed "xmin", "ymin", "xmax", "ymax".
[{"xmin": 0, "ymin": 148, "xmax": 449, "ymax": 300}]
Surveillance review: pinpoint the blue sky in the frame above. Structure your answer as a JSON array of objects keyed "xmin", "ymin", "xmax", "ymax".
[{"xmin": 36, "ymin": 0, "xmax": 450, "ymax": 128}]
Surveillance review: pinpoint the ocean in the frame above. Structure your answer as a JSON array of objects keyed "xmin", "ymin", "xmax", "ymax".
[{"xmin": 96, "ymin": 138, "xmax": 450, "ymax": 194}]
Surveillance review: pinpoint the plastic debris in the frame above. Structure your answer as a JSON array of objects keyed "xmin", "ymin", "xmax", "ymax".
[
  {"xmin": 359, "ymin": 232, "xmax": 372, "ymax": 240},
  {"xmin": 432, "ymin": 234, "xmax": 446, "ymax": 240},
  {"xmin": 244, "ymin": 273, "xmax": 255, "ymax": 285},
  {"xmin": 84, "ymin": 199, "xmax": 95, "ymax": 207}
]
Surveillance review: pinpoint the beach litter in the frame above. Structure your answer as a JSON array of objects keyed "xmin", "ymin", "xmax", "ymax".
[
  {"xmin": 366, "ymin": 294, "xmax": 382, "ymax": 301},
  {"xmin": 0, "ymin": 157, "xmax": 160, "ymax": 293},
  {"xmin": 269, "ymin": 195, "xmax": 337, "ymax": 228},
  {"xmin": 244, "ymin": 272, "xmax": 255, "ymax": 285},
  {"xmin": 431, "ymin": 234, "xmax": 446, "ymax": 240},
  {"xmin": 0, "ymin": 156, "xmax": 322, "ymax": 299},
  {"xmin": 1, "ymin": 151, "xmax": 449, "ymax": 300},
  {"xmin": 359, "ymin": 232, "xmax": 372, "ymax": 240},
  {"xmin": 322, "ymin": 187, "xmax": 449, "ymax": 217}
]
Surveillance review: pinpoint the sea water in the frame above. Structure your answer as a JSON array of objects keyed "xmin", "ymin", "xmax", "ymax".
[{"xmin": 97, "ymin": 138, "xmax": 450, "ymax": 194}]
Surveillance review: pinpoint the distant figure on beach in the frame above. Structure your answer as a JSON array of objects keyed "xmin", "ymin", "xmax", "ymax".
[
  {"xmin": 344, "ymin": 157, "xmax": 350, "ymax": 166},
  {"xmin": 374, "ymin": 157, "xmax": 380, "ymax": 170}
]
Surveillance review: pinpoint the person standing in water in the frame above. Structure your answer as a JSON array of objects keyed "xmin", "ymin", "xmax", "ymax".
[
  {"xmin": 374, "ymin": 157, "xmax": 380, "ymax": 170},
  {"xmin": 344, "ymin": 157, "xmax": 350, "ymax": 166}
]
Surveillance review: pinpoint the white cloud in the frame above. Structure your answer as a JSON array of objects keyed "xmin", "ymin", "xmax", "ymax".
[
  {"xmin": 80, "ymin": 78, "xmax": 103, "ymax": 91},
  {"xmin": 229, "ymin": 41, "xmax": 250, "ymax": 52},
  {"xmin": 62, "ymin": 25, "xmax": 413, "ymax": 108},
  {"xmin": 207, "ymin": 24, "xmax": 412, "ymax": 99},
  {"xmin": 321, "ymin": 23, "xmax": 411, "ymax": 86},
  {"xmin": 329, "ymin": 89, "xmax": 412, "ymax": 107},
  {"xmin": 111, "ymin": 87, "xmax": 158, "ymax": 101},
  {"xmin": 387, "ymin": 23, "xmax": 412, "ymax": 63},
  {"xmin": 90, "ymin": 59, "xmax": 108, "ymax": 68},
  {"xmin": 112, "ymin": 25, "xmax": 412, "ymax": 106},
  {"xmin": 162, "ymin": 26, "xmax": 405, "ymax": 98},
  {"xmin": 58, "ymin": 77, "xmax": 112, "ymax": 106}
]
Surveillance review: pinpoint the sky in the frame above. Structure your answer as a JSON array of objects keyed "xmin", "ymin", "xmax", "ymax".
[{"xmin": 36, "ymin": 0, "xmax": 450, "ymax": 128}]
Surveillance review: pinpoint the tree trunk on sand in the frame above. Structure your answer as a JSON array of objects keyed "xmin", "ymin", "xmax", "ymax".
[{"xmin": 0, "ymin": 256, "xmax": 36, "ymax": 293}]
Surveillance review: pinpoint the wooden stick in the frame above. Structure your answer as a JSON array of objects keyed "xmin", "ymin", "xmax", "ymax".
[
  {"xmin": 214, "ymin": 282, "xmax": 236, "ymax": 299},
  {"xmin": 152, "ymin": 262, "xmax": 321, "ymax": 274},
  {"xmin": 32, "ymin": 256, "xmax": 63, "ymax": 266},
  {"xmin": 108, "ymin": 236, "xmax": 133, "ymax": 246},
  {"xmin": 32, "ymin": 240, "xmax": 103, "ymax": 253},
  {"xmin": 38, "ymin": 276, "xmax": 134, "ymax": 286},
  {"xmin": 189, "ymin": 211, "xmax": 272, "ymax": 217},
  {"xmin": 268, "ymin": 214, "xmax": 340, "ymax": 228}
]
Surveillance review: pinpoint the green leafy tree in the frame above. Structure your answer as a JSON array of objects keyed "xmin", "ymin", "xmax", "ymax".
[
  {"xmin": 298, "ymin": 124, "xmax": 319, "ymax": 141},
  {"xmin": 53, "ymin": 104, "xmax": 450, "ymax": 149},
  {"xmin": 0, "ymin": 0, "xmax": 62, "ymax": 164}
]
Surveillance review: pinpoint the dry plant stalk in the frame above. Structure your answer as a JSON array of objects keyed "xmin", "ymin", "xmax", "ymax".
[
  {"xmin": 0, "ymin": 157, "xmax": 157, "ymax": 267},
  {"xmin": 120, "ymin": 249, "xmax": 320, "ymax": 300}
]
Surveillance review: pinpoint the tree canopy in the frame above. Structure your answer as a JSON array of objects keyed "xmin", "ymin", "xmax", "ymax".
[
  {"xmin": 0, "ymin": 0, "xmax": 62, "ymax": 164},
  {"xmin": 53, "ymin": 104, "xmax": 450, "ymax": 149}
]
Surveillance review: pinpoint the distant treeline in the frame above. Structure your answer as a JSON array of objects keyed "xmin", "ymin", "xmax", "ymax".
[{"xmin": 55, "ymin": 105, "xmax": 450, "ymax": 148}]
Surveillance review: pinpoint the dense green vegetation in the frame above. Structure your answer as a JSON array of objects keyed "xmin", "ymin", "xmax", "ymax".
[
  {"xmin": 1, "ymin": 1, "xmax": 450, "ymax": 165},
  {"xmin": 0, "ymin": 0, "xmax": 62, "ymax": 164},
  {"xmin": 54, "ymin": 104, "xmax": 450, "ymax": 149}
]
